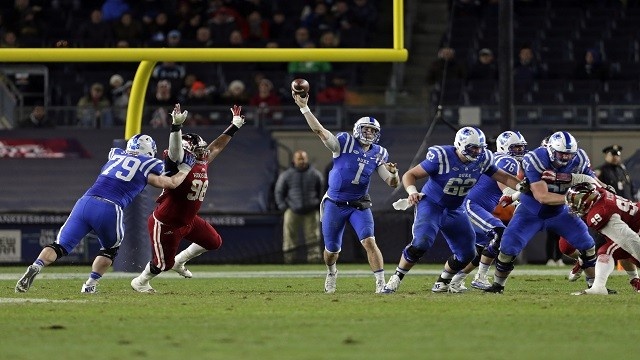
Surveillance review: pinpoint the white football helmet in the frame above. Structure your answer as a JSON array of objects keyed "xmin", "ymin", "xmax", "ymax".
[
  {"xmin": 353, "ymin": 117, "xmax": 381, "ymax": 145},
  {"xmin": 496, "ymin": 131, "xmax": 527, "ymax": 159},
  {"xmin": 126, "ymin": 134, "xmax": 157, "ymax": 157},
  {"xmin": 547, "ymin": 131, "xmax": 578, "ymax": 166},
  {"xmin": 454, "ymin": 127, "xmax": 487, "ymax": 162}
]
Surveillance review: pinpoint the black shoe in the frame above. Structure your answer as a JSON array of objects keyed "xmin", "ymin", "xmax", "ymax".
[{"xmin": 484, "ymin": 283, "xmax": 504, "ymax": 294}]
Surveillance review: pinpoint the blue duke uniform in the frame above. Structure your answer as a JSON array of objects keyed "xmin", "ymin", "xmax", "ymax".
[
  {"xmin": 464, "ymin": 153, "xmax": 520, "ymax": 247},
  {"xmin": 56, "ymin": 148, "xmax": 164, "ymax": 253},
  {"xmin": 323, "ymin": 132, "xmax": 389, "ymax": 252},
  {"xmin": 499, "ymin": 147, "xmax": 596, "ymax": 256},
  {"xmin": 412, "ymin": 146, "xmax": 498, "ymax": 263}
]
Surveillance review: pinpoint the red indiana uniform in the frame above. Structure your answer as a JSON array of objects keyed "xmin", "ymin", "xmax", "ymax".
[
  {"xmin": 560, "ymin": 187, "xmax": 640, "ymax": 265},
  {"xmin": 148, "ymin": 154, "xmax": 222, "ymax": 271}
]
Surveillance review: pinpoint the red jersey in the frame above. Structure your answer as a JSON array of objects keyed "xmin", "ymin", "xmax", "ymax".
[
  {"xmin": 584, "ymin": 188, "xmax": 640, "ymax": 233},
  {"xmin": 154, "ymin": 160, "xmax": 209, "ymax": 227}
]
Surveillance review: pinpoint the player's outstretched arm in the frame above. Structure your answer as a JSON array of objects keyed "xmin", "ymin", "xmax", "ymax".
[
  {"xmin": 292, "ymin": 92, "xmax": 339, "ymax": 152},
  {"xmin": 148, "ymin": 153, "xmax": 194, "ymax": 189},
  {"xmin": 205, "ymin": 105, "xmax": 245, "ymax": 164},
  {"xmin": 168, "ymin": 103, "xmax": 187, "ymax": 162}
]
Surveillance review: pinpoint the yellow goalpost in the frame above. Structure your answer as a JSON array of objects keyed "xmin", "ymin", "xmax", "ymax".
[{"xmin": 0, "ymin": 0, "xmax": 407, "ymax": 138}]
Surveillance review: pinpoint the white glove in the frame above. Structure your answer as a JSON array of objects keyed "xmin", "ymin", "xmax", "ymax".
[
  {"xmin": 392, "ymin": 194, "xmax": 424, "ymax": 210},
  {"xmin": 230, "ymin": 105, "xmax": 245, "ymax": 128},
  {"xmin": 171, "ymin": 108, "xmax": 188, "ymax": 125}
]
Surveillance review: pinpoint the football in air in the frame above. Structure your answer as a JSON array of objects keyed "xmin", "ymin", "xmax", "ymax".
[{"xmin": 291, "ymin": 78, "xmax": 309, "ymax": 98}]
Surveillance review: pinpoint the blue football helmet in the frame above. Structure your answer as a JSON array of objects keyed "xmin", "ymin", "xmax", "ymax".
[
  {"xmin": 353, "ymin": 117, "xmax": 381, "ymax": 145},
  {"xmin": 454, "ymin": 127, "xmax": 487, "ymax": 162},
  {"xmin": 547, "ymin": 131, "xmax": 577, "ymax": 166},
  {"xmin": 126, "ymin": 134, "xmax": 157, "ymax": 157},
  {"xmin": 496, "ymin": 131, "xmax": 527, "ymax": 160}
]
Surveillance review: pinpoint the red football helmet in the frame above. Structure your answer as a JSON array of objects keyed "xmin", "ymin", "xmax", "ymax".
[
  {"xmin": 182, "ymin": 133, "xmax": 209, "ymax": 160},
  {"xmin": 565, "ymin": 182, "xmax": 601, "ymax": 216}
]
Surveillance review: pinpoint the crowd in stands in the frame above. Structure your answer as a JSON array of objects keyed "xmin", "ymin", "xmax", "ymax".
[
  {"xmin": 0, "ymin": 0, "xmax": 381, "ymax": 128},
  {"xmin": 431, "ymin": 0, "xmax": 640, "ymax": 110}
]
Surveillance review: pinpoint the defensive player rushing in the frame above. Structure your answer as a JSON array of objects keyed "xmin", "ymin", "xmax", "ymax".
[
  {"xmin": 564, "ymin": 182, "xmax": 640, "ymax": 294},
  {"xmin": 485, "ymin": 131, "xmax": 599, "ymax": 293},
  {"xmin": 382, "ymin": 127, "xmax": 523, "ymax": 294},
  {"xmin": 130, "ymin": 103, "xmax": 245, "ymax": 293},
  {"xmin": 448, "ymin": 130, "xmax": 527, "ymax": 291},
  {"xmin": 292, "ymin": 91, "xmax": 399, "ymax": 294},
  {"xmin": 15, "ymin": 134, "xmax": 194, "ymax": 293}
]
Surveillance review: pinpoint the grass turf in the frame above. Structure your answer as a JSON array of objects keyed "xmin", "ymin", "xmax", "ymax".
[{"xmin": 1, "ymin": 264, "xmax": 638, "ymax": 360}]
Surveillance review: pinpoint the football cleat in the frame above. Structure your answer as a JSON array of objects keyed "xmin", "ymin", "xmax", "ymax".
[
  {"xmin": 324, "ymin": 271, "xmax": 337, "ymax": 294},
  {"xmin": 630, "ymin": 278, "xmax": 640, "ymax": 293},
  {"xmin": 448, "ymin": 281, "xmax": 467, "ymax": 293},
  {"xmin": 131, "ymin": 277, "xmax": 156, "ymax": 293},
  {"xmin": 571, "ymin": 286, "xmax": 608, "ymax": 295},
  {"xmin": 431, "ymin": 281, "xmax": 450, "ymax": 293},
  {"xmin": 15, "ymin": 265, "xmax": 40, "ymax": 293},
  {"xmin": 375, "ymin": 279, "xmax": 386, "ymax": 294},
  {"xmin": 81, "ymin": 283, "xmax": 97, "ymax": 294},
  {"xmin": 471, "ymin": 274, "xmax": 492, "ymax": 290},
  {"xmin": 484, "ymin": 283, "xmax": 505, "ymax": 294},
  {"xmin": 171, "ymin": 262, "xmax": 193, "ymax": 278},
  {"xmin": 381, "ymin": 274, "xmax": 401, "ymax": 294},
  {"xmin": 567, "ymin": 259, "xmax": 583, "ymax": 282}
]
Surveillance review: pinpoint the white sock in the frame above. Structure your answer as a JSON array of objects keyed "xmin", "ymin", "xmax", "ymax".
[
  {"xmin": 477, "ymin": 262, "xmax": 490, "ymax": 276},
  {"xmin": 327, "ymin": 263, "xmax": 337, "ymax": 274},
  {"xmin": 175, "ymin": 243, "xmax": 207, "ymax": 264},
  {"xmin": 592, "ymin": 254, "xmax": 615, "ymax": 289},
  {"xmin": 626, "ymin": 270, "xmax": 639, "ymax": 280},
  {"xmin": 139, "ymin": 263, "xmax": 158, "ymax": 282},
  {"xmin": 451, "ymin": 272, "xmax": 469, "ymax": 283},
  {"xmin": 374, "ymin": 270, "xmax": 385, "ymax": 283}
]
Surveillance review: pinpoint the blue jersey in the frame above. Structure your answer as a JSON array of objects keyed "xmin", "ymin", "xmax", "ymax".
[
  {"xmin": 520, "ymin": 146, "xmax": 594, "ymax": 218},
  {"xmin": 419, "ymin": 146, "xmax": 498, "ymax": 209},
  {"xmin": 466, "ymin": 152, "xmax": 520, "ymax": 211},
  {"xmin": 326, "ymin": 132, "xmax": 389, "ymax": 201},
  {"xmin": 84, "ymin": 148, "xmax": 164, "ymax": 208}
]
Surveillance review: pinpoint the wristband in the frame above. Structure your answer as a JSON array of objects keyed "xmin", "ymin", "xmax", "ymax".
[
  {"xmin": 171, "ymin": 124, "xmax": 182, "ymax": 132},
  {"xmin": 223, "ymin": 124, "xmax": 239, "ymax": 136},
  {"xmin": 406, "ymin": 185, "xmax": 418, "ymax": 195},
  {"xmin": 300, "ymin": 106, "xmax": 310, "ymax": 114}
]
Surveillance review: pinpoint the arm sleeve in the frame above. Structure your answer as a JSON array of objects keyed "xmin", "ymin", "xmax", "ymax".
[
  {"xmin": 599, "ymin": 214, "xmax": 640, "ymax": 261},
  {"xmin": 570, "ymin": 173, "xmax": 598, "ymax": 186},
  {"xmin": 168, "ymin": 131, "xmax": 184, "ymax": 162}
]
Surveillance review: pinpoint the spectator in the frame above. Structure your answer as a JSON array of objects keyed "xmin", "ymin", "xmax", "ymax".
[
  {"xmin": 288, "ymin": 41, "xmax": 332, "ymax": 74},
  {"xmin": 245, "ymin": 10, "xmax": 269, "ymax": 47},
  {"xmin": 573, "ymin": 48, "xmax": 609, "ymax": 82},
  {"xmin": 466, "ymin": 48, "xmax": 498, "ymax": 81},
  {"xmin": 595, "ymin": 145, "xmax": 636, "ymax": 200},
  {"xmin": 112, "ymin": 12, "xmax": 143, "ymax": 46},
  {"xmin": 269, "ymin": 10, "xmax": 296, "ymax": 46},
  {"xmin": 113, "ymin": 80, "xmax": 132, "ymax": 125},
  {"xmin": 513, "ymin": 45, "xmax": 541, "ymax": 90},
  {"xmin": 109, "ymin": 73, "xmax": 125, "ymax": 102},
  {"xmin": 274, "ymin": 150, "xmax": 324, "ymax": 264},
  {"xmin": 208, "ymin": 6, "xmax": 240, "ymax": 46},
  {"xmin": 148, "ymin": 80, "xmax": 178, "ymax": 128},
  {"xmin": 76, "ymin": 83, "xmax": 113, "ymax": 128},
  {"xmin": 302, "ymin": 2, "xmax": 335, "ymax": 39},
  {"xmin": 316, "ymin": 75, "xmax": 347, "ymax": 105},
  {"xmin": 426, "ymin": 47, "xmax": 466, "ymax": 86},
  {"xmin": 146, "ymin": 11, "xmax": 172, "ymax": 46},
  {"xmin": 220, "ymin": 80, "xmax": 250, "ymax": 106},
  {"xmin": 101, "ymin": 0, "xmax": 130, "ymax": 23},
  {"xmin": 152, "ymin": 61, "xmax": 187, "ymax": 89},
  {"xmin": 249, "ymin": 78, "xmax": 282, "ymax": 121},
  {"xmin": 292, "ymin": 26, "xmax": 311, "ymax": 48},
  {"xmin": 0, "ymin": 30, "xmax": 19, "ymax": 47},
  {"xmin": 77, "ymin": 9, "xmax": 113, "ymax": 47},
  {"xmin": 182, "ymin": 80, "xmax": 217, "ymax": 123},
  {"xmin": 19, "ymin": 105, "xmax": 54, "ymax": 128},
  {"xmin": 165, "ymin": 29, "xmax": 183, "ymax": 48},
  {"xmin": 193, "ymin": 26, "xmax": 213, "ymax": 47}
]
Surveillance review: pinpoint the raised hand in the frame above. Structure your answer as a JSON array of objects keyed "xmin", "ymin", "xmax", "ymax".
[
  {"xmin": 230, "ymin": 105, "xmax": 245, "ymax": 128},
  {"xmin": 171, "ymin": 103, "xmax": 188, "ymax": 125}
]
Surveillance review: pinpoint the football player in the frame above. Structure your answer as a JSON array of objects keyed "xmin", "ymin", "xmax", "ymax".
[
  {"xmin": 485, "ymin": 131, "xmax": 599, "ymax": 293},
  {"xmin": 382, "ymin": 127, "xmax": 523, "ymax": 294},
  {"xmin": 448, "ymin": 130, "xmax": 528, "ymax": 291},
  {"xmin": 293, "ymin": 91, "xmax": 399, "ymax": 294},
  {"xmin": 565, "ymin": 182, "xmax": 640, "ymax": 294},
  {"xmin": 131, "ymin": 103, "xmax": 245, "ymax": 293},
  {"xmin": 15, "ymin": 134, "xmax": 194, "ymax": 293}
]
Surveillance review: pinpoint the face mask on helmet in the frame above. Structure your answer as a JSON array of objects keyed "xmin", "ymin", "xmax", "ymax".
[
  {"xmin": 547, "ymin": 131, "xmax": 577, "ymax": 166},
  {"xmin": 496, "ymin": 131, "xmax": 527, "ymax": 159},
  {"xmin": 126, "ymin": 134, "xmax": 157, "ymax": 157},
  {"xmin": 182, "ymin": 133, "xmax": 209, "ymax": 160},
  {"xmin": 565, "ymin": 182, "xmax": 601, "ymax": 216},
  {"xmin": 353, "ymin": 117, "xmax": 381, "ymax": 145},
  {"xmin": 454, "ymin": 127, "xmax": 487, "ymax": 162}
]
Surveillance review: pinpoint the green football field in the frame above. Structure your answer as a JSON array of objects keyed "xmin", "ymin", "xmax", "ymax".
[{"xmin": 1, "ymin": 264, "xmax": 638, "ymax": 360}]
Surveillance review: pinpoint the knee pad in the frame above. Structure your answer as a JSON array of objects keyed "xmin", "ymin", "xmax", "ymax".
[
  {"xmin": 45, "ymin": 243, "xmax": 68, "ymax": 260},
  {"xmin": 495, "ymin": 252, "xmax": 516, "ymax": 273},
  {"xmin": 97, "ymin": 247, "xmax": 119, "ymax": 261},
  {"xmin": 447, "ymin": 255, "xmax": 468, "ymax": 273},
  {"xmin": 471, "ymin": 245, "xmax": 483, "ymax": 267},
  {"xmin": 402, "ymin": 245, "xmax": 425, "ymax": 264},
  {"xmin": 579, "ymin": 246, "xmax": 597, "ymax": 268}
]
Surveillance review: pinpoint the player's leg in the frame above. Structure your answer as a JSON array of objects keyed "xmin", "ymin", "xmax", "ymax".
[
  {"xmin": 176, "ymin": 217, "xmax": 223, "ymax": 278},
  {"xmin": 553, "ymin": 214, "xmax": 597, "ymax": 288},
  {"xmin": 351, "ymin": 208, "xmax": 385, "ymax": 293},
  {"xmin": 559, "ymin": 236, "xmax": 583, "ymax": 281},
  {"xmin": 435, "ymin": 209, "xmax": 476, "ymax": 293},
  {"xmin": 383, "ymin": 200, "xmax": 443, "ymax": 293},
  {"xmin": 131, "ymin": 215, "xmax": 178, "ymax": 293},
  {"xmin": 320, "ymin": 201, "xmax": 348, "ymax": 293},
  {"xmin": 486, "ymin": 207, "xmax": 541, "ymax": 293}
]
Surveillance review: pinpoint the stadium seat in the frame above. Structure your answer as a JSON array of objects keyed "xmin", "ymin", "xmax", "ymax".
[
  {"xmin": 561, "ymin": 91, "xmax": 596, "ymax": 105},
  {"xmin": 542, "ymin": 61, "xmax": 575, "ymax": 79}
]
